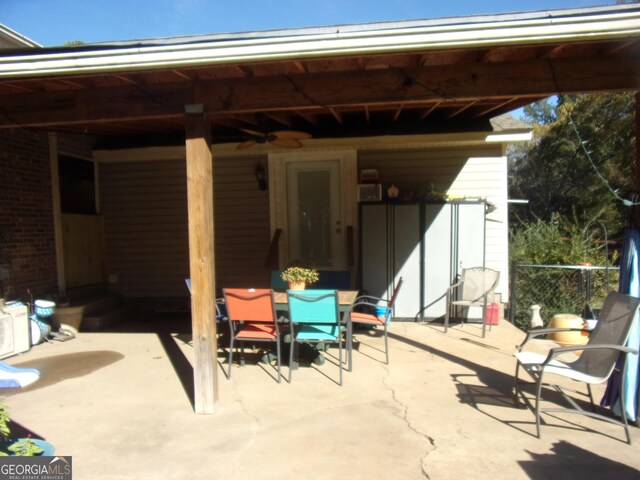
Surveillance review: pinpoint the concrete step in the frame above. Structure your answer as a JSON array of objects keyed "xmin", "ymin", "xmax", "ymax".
[
  {"xmin": 82, "ymin": 303, "xmax": 139, "ymax": 331},
  {"xmin": 65, "ymin": 284, "xmax": 108, "ymax": 302},
  {"xmin": 57, "ymin": 287, "xmax": 139, "ymax": 332},
  {"xmin": 81, "ymin": 294, "xmax": 122, "ymax": 315}
]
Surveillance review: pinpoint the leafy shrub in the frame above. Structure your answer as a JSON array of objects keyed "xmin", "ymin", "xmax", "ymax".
[{"xmin": 509, "ymin": 215, "xmax": 618, "ymax": 330}]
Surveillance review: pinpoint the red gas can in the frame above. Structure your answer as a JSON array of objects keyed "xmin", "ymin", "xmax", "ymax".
[{"xmin": 486, "ymin": 303, "xmax": 499, "ymax": 325}]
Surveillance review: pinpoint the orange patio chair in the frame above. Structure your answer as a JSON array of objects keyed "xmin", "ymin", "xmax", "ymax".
[
  {"xmin": 223, "ymin": 288, "xmax": 283, "ymax": 383},
  {"xmin": 349, "ymin": 277, "xmax": 403, "ymax": 365}
]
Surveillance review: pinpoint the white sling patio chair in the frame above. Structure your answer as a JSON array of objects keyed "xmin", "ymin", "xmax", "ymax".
[
  {"xmin": 513, "ymin": 291, "xmax": 640, "ymax": 444},
  {"xmin": 444, "ymin": 267, "xmax": 499, "ymax": 338}
]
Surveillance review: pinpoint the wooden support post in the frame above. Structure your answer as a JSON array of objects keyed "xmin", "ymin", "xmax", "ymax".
[
  {"xmin": 185, "ymin": 106, "xmax": 218, "ymax": 414},
  {"xmin": 48, "ymin": 133, "xmax": 66, "ymax": 298}
]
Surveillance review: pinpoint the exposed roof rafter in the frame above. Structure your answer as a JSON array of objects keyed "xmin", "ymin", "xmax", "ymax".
[{"xmin": 0, "ymin": 4, "xmax": 636, "ymax": 142}]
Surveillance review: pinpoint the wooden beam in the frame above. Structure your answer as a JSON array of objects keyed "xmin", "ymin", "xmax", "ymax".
[
  {"xmin": 473, "ymin": 98, "xmax": 519, "ymax": 117},
  {"xmin": 296, "ymin": 110, "xmax": 318, "ymax": 126},
  {"xmin": 185, "ymin": 106, "xmax": 218, "ymax": 414},
  {"xmin": 293, "ymin": 61, "xmax": 307, "ymax": 73},
  {"xmin": 172, "ymin": 70, "xmax": 193, "ymax": 80},
  {"xmin": 419, "ymin": 101, "xmax": 442, "ymax": 120},
  {"xmin": 111, "ymin": 74, "xmax": 139, "ymax": 85},
  {"xmin": 48, "ymin": 133, "xmax": 66, "ymax": 298},
  {"xmin": 392, "ymin": 103, "xmax": 404, "ymax": 122},
  {"xmin": 56, "ymin": 79, "xmax": 89, "ymax": 89},
  {"xmin": 446, "ymin": 100, "xmax": 477, "ymax": 119},
  {"xmin": 329, "ymin": 107, "xmax": 343, "ymax": 124},
  {"xmin": 1, "ymin": 56, "xmax": 639, "ymax": 128},
  {"xmin": 605, "ymin": 39, "xmax": 639, "ymax": 55},
  {"xmin": 235, "ymin": 66, "xmax": 253, "ymax": 77},
  {"xmin": 539, "ymin": 44, "xmax": 567, "ymax": 59},
  {"xmin": 1, "ymin": 81, "xmax": 37, "ymax": 93},
  {"xmin": 265, "ymin": 112, "xmax": 293, "ymax": 128}
]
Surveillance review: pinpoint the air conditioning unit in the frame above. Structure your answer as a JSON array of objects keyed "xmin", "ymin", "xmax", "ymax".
[{"xmin": 0, "ymin": 302, "xmax": 30, "ymax": 359}]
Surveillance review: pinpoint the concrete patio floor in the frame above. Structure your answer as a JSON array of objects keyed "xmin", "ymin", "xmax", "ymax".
[{"xmin": 3, "ymin": 316, "xmax": 640, "ymax": 480}]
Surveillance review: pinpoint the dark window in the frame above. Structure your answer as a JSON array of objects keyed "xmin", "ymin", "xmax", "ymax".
[{"xmin": 58, "ymin": 155, "xmax": 96, "ymax": 214}]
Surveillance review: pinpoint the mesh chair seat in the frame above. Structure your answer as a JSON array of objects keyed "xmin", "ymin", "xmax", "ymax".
[
  {"xmin": 295, "ymin": 324, "xmax": 342, "ymax": 341},
  {"xmin": 514, "ymin": 351, "xmax": 611, "ymax": 384},
  {"xmin": 350, "ymin": 311, "xmax": 386, "ymax": 326},
  {"xmin": 450, "ymin": 300, "xmax": 483, "ymax": 307},
  {"xmin": 235, "ymin": 323, "xmax": 279, "ymax": 339}
]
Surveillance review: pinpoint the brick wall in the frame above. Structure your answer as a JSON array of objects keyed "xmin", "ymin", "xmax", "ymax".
[{"xmin": 0, "ymin": 129, "xmax": 58, "ymax": 300}]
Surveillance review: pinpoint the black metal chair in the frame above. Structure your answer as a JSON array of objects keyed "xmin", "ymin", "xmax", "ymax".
[{"xmin": 349, "ymin": 277, "xmax": 403, "ymax": 365}]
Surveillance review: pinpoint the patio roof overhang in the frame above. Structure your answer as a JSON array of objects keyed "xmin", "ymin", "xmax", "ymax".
[
  {"xmin": 2, "ymin": 4, "xmax": 639, "ymax": 414},
  {"xmin": 0, "ymin": 4, "xmax": 638, "ymax": 146}
]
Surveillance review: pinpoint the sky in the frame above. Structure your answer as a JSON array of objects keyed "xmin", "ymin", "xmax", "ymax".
[{"xmin": 3, "ymin": 0, "xmax": 617, "ymax": 47}]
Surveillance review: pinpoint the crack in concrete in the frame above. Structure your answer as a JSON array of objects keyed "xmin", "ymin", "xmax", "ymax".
[
  {"xmin": 231, "ymin": 377, "xmax": 263, "ymax": 431},
  {"xmin": 382, "ymin": 367, "xmax": 436, "ymax": 480},
  {"xmin": 222, "ymin": 376, "xmax": 263, "ymax": 480}
]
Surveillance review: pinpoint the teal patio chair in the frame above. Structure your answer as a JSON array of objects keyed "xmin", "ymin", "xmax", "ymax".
[{"xmin": 287, "ymin": 289, "xmax": 345, "ymax": 385}]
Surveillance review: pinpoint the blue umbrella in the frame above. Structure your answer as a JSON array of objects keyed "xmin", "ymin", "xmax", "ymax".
[{"xmin": 601, "ymin": 228, "xmax": 640, "ymax": 421}]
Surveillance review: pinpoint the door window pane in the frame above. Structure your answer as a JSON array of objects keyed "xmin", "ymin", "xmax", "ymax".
[{"xmin": 296, "ymin": 170, "xmax": 331, "ymax": 266}]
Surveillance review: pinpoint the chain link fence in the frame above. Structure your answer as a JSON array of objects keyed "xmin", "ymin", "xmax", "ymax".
[{"xmin": 508, "ymin": 263, "xmax": 619, "ymax": 331}]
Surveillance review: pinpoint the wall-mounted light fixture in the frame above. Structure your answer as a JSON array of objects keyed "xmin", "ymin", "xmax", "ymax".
[{"xmin": 255, "ymin": 162, "xmax": 268, "ymax": 191}]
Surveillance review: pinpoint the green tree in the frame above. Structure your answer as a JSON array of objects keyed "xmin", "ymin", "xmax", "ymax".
[{"xmin": 508, "ymin": 92, "xmax": 636, "ymax": 236}]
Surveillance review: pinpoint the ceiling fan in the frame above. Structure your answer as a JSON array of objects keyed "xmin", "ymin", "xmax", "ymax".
[{"xmin": 236, "ymin": 128, "xmax": 311, "ymax": 149}]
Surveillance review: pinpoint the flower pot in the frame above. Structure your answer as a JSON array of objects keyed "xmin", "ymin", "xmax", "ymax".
[
  {"xmin": 288, "ymin": 281, "xmax": 306, "ymax": 290},
  {"xmin": 548, "ymin": 314, "xmax": 589, "ymax": 346},
  {"xmin": 0, "ymin": 438, "xmax": 55, "ymax": 456},
  {"xmin": 52, "ymin": 305, "xmax": 84, "ymax": 334}
]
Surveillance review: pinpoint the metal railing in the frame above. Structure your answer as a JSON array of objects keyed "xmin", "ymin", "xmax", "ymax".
[
  {"xmin": 264, "ymin": 228, "xmax": 283, "ymax": 269},
  {"xmin": 509, "ymin": 263, "xmax": 619, "ymax": 331}
]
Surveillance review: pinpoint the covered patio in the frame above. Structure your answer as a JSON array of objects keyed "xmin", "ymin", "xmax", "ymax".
[
  {"xmin": 1, "ymin": 4, "xmax": 639, "ymax": 415},
  {"xmin": 5, "ymin": 319, "xmax": 640, "ymax": 479}
]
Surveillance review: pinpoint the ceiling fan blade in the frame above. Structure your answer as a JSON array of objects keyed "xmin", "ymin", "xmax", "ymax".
[
  {"xmin": 270, "ymin": 138, "xmax": 303, "ymax": 148},
  {"xmin": 272, "ymin": 130, "xmax": 312, "ymax": 140},
  {"xmin": 237, "ymin": 139, "xmax": 257, "ymax": 149},
  {"xmin": 239, "ymin": 128, "xmax": 265, "ymax": 137}
]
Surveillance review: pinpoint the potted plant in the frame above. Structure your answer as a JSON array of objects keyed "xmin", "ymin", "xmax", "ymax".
[
  {"xmin": 281, "ymin": 261, "xmax": 319, "ymax": 290},
  {"xmin": 0, "ymin": 402, "xmax": 54, "ymax": 456}
]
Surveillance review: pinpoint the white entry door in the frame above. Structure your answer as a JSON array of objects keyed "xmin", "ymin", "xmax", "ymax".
[{"xmin": 285, "ymin": 160, "xmax": 344, "ymax": 269}]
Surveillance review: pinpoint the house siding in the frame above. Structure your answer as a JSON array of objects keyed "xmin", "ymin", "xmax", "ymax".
[
  {"xmin": 97, "ymin": 141, "xmax": 511, "ymax": 302},
  {"xmin": 0, "ymin": 130, "xmax": 57, "ymax": 299},
  {"xmin": 99, "ymin": 154, "xmax": 270, "ymax": 299},
  {"xmin": 358, "ymin": 145, "xmax": 509, "ymax": 298}
]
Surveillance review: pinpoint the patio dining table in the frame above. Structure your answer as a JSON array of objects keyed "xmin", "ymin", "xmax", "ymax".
[{"xmin": 273, "ymin": 290, "xmax": 359, "ymax": 311}]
